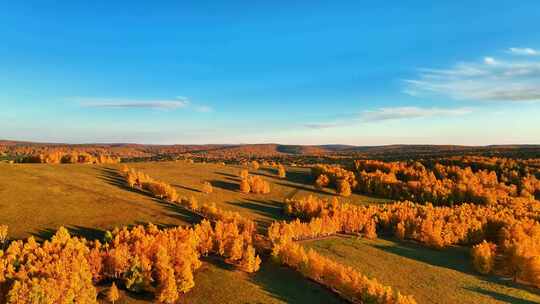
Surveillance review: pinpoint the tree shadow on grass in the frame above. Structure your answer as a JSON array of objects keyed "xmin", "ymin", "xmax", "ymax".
[
  {"xmin": 201, "ymin": 255, "xmax": 236, "ymax": 271},
  {"xmin": 214, "ymin": 171, "xmax": 238, "ymax": 179},
  {"xmin": 283, "ymin": 169, "xmax": 315, "ymax": 185},
  {"xmin": 96, "ymin": 167, "xmax": 202, "ymax": 225},
  {"xmin": 95, "ymin": 167, "xmax": 148, "ymax": 197},
  {"xmin": 226, "ymin": 199, "xmax": 289, "ymax": 233},
  {"xmin": 227, "ymin": 199, "xmax": 285, "ymax": 219},
  {"xmin": 251, "ymin": 171, "xmax": 279, "ymax": 180},
  {"xmin": 172, "ymin": 184, "xmax": 201, "ymax": 193},
  {"xmin": 253, "ymin": 167, "xmax": 314, "ymax": 186},
  {"xmin": 96, "ymin": 281, "xmax": 155, "ymax": 302},
  {"xmin": 463, "ymin": 286, "xmax": 539, "ymax": 304},
  {"xmin": 371, "ymin": 237, "xmax": 540, "ymax": 297},
  {"xmin": 210, "ymin": 179, "xmax": 238, "ymax": 192},
  {"xmin": 161, "ymin": 201, "xmax": 204, "ymax": 225},
  {"xmin": 275, "ymin": 182, "xmax": 327, "ymax": 196},
  {"xmin": 259, "ymin": 166, "xmax": 278, "ymax": 175},
  {"xmin": 372, "ymin": 237, "xmax": 473, "ymax": 274},
  {"xmin": 250, "ymin": 259, "xmax": 346, "ymax": 304},
  {"xmin": 31, "ymin": 225, "xmax": 106, "ymax": 242}
]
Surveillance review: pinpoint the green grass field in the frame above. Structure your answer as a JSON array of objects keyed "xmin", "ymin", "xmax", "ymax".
[{"xmin": 303, "ymin": 236, "xmax": 540, "ymax": 304}]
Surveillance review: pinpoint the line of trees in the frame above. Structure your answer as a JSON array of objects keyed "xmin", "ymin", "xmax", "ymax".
[
  {"xmin": 238, "ymin": 170, "xmax": 271, "ymax": 194},
  {"xmin": 0, "ymin": 167, "xmax": 265, "ymax": 302},
  {"xmin": 121, "ymin": 167, "xmax": 416, "ymax": 302},
  {"xmin": 280, "ymin": 195, "xmax": 540, "ymax": 286},
  {"xmin": 268, "ymin": 216, "xmax": 415, "ymax": 303},
  {"xmin": 122, "ymin": 167, "xmax": 261, "ymax": 271},
  {"xmin": 0, "ymin": 217, "xmax": 261, "ymax": 303},
  {"xmin": 19, "ymin": 151, "xmax": 121, "ymax": 164}
]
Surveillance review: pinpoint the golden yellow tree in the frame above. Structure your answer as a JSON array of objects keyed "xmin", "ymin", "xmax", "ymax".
[
  {"xmin": 0, "ymin": 224, "xmax": 7, "ymax": 249},
  {"xmin": 240, "ymin": 245, "xmax": 261, "ymax": 273},
  {"xmin": 240, "ymin": 169, "xmax": 249, "ymax": 179},
  {"xmin": 155, "ymin": 247, "xmax": 179, "ymax": 304},
  {"xmin": 471, "ymin": 241, "xmax": 497, "ymax": 274},
  {"xmin": 107, "ymin": 282, "xmax": 120, "ymax": 304},
  {"xmin": 202, "ymin": 181, "xmax": 213, "ymax": 194},
  {"xmin": 336, "ymin": 179, "xmax": 351, "ymax": 197},
  {"xmin": 240, "ymin": 179, "xmax": 251, "ymax": 194},
  {"xmin": 251, "ymin": 160, "xmax": 260, "ymax": 171},
  {"xmin": 524, "ymin": 256, "xmax": 540, "ymax": 287},
  {"xmin": 278, "ymin": 165, "xmax": 286, "ymax": 178},
  {"xmin": 315, "ymin": 174, "xmax": 330, "ymax": 190},
  {"xmin": 363, "ymin": 219, "xmax": 377, "ymax": 240}
]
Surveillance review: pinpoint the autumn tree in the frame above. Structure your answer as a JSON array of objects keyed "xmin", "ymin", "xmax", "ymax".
[
  {"xmin": 471, "ymin": 241, "xmax": 497, "ymax": 274},
  {"xmin": 188, "ymin": 196, "xmax": 199, "ymax": 211},
  {"xmin": 364, "ymin": 219, "xmax": 377, "ymax": 240},
  {"xmin": 249, "ymin": 176, "xmax": 271, "ymax": 194},
  {"xmin": 202, "ymin": 181, "xmax": 213, "ymax": 194},
  {"xmin": 315, "ymin": 174, "xmax": 330, "ymax": 190},
  {"xmin": 240, "ymin": 169, "xmax": 249, "ymax": 179},
  {"xmin": 240, "ymin": 178, "xmax": 251, "ymax": 194},
  {"xmin": 107, "ymin": 282, "xmax": 120, "ymax": 304},
  {"xmin": 0, "ymin": 224, "xmax": 7, "ymax": 249},
  {"xmin": 336, "ymin": 179, "xmax": 351, "ymax": 197},
  {"xmin": 251, "ymin": 160, "xmax": 260, "ymax": 171},
  {"xmin": 278, "ymin": 165, "xmax": 286, "ymax": 179},
  {"xmin": 523, "ymin": 256, "xmax": 540, "ymax": 287},
  {"xmin": 239, "ymin": 245, "xmax": 261, "ymax": 273}
]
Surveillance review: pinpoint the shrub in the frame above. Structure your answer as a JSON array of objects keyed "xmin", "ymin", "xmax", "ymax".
[{"xmin": 471, "ymin": 241, "xmax": 497, "ymax": 274}]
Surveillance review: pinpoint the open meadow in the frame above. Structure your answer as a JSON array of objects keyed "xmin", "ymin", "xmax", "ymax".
[
  {"xmin": 0, "ymin": 161, "xmax": 388, "ymax": 240},
  {"xmin": 304, "ymin": 236, "xmax": 540, "ymax": 304},
  {"xmin": 2, "ymin": 156, "xmax": 540, "ymax": 303},
  {"xmin": 3, "ymin": 2, "xmax": 540, "ymax": 303},
  {"xmin": 0, "ymin": 161, "xmax": 385, "ymax": 303}
]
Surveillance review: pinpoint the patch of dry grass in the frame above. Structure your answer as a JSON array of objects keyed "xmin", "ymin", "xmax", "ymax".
[{"xmin": 304, "ymin": 236, "xmax": 540, "ymax": 304}]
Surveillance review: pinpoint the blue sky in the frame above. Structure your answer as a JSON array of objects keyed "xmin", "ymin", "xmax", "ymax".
[{"xmin": 1, "ymin": 1, "xmax": 539, "ymax": 145}]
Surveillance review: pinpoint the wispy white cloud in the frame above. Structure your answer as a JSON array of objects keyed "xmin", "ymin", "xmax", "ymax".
[
  {"xmin": 362, "ymin": 106, "xmax": 472, "ymax": 122},
  {"xmin": 304, "ymin": 122, "xmax": 343, "ymax": 129},
  {"xmin": 82, "ymin": 99, "xmax": 188, "ymax": 109},
  {"xmin": 304, "ymin": 106, "xmax": 472, "ymax": 129},
  {"xmin": 405, "ymin": 49, "xmax": 540, "ymax": 102},
  {"xmin": 483, "ymin": 57, "xmax": 497, "ymax": 65},
  {"xmin": 194, "ymin": 105, "xmax": 213, "ymax": 113},
  {"xmin": 508, "ymin": 47, "xmax": 539, "ymax": 56},
  {"xmin": 78, "ymin": 96, "xmax": 212, "ymax": 111}
]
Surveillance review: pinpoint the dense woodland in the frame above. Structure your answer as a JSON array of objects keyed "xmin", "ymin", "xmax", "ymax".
[
  {"xmin": 2, "ymin": 141, "xmax": 540, "ymax": 163},
  {"xmin": 311, "ymin": 157, "xmax": 540, "ymax": 204}
]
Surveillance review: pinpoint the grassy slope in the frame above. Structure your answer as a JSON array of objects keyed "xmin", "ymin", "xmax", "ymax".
[
  {"xmin": 4, "ymin": 161, "xmax": 539, "ymax": 303},
  {"xmin": 124, "ymin": 161, "xmax": 389, "ymax": 232},
  {"xmin": 0, "ymin": 161, "xmax": 387, "ymax": 240},
  {"xmin": 0, "ymin": 163, "xmax": 190, "ymax": 240},
  {"xmin": 304, "ymin": 236, "xmax": 540, "ymax": 304},
  {"xmin": 104, "ymin": 259, "xmax": 345, "ymax": 304},
  {"xmin": 0, "ymin": 161, "xmax": 380, "ymax": 303}
]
